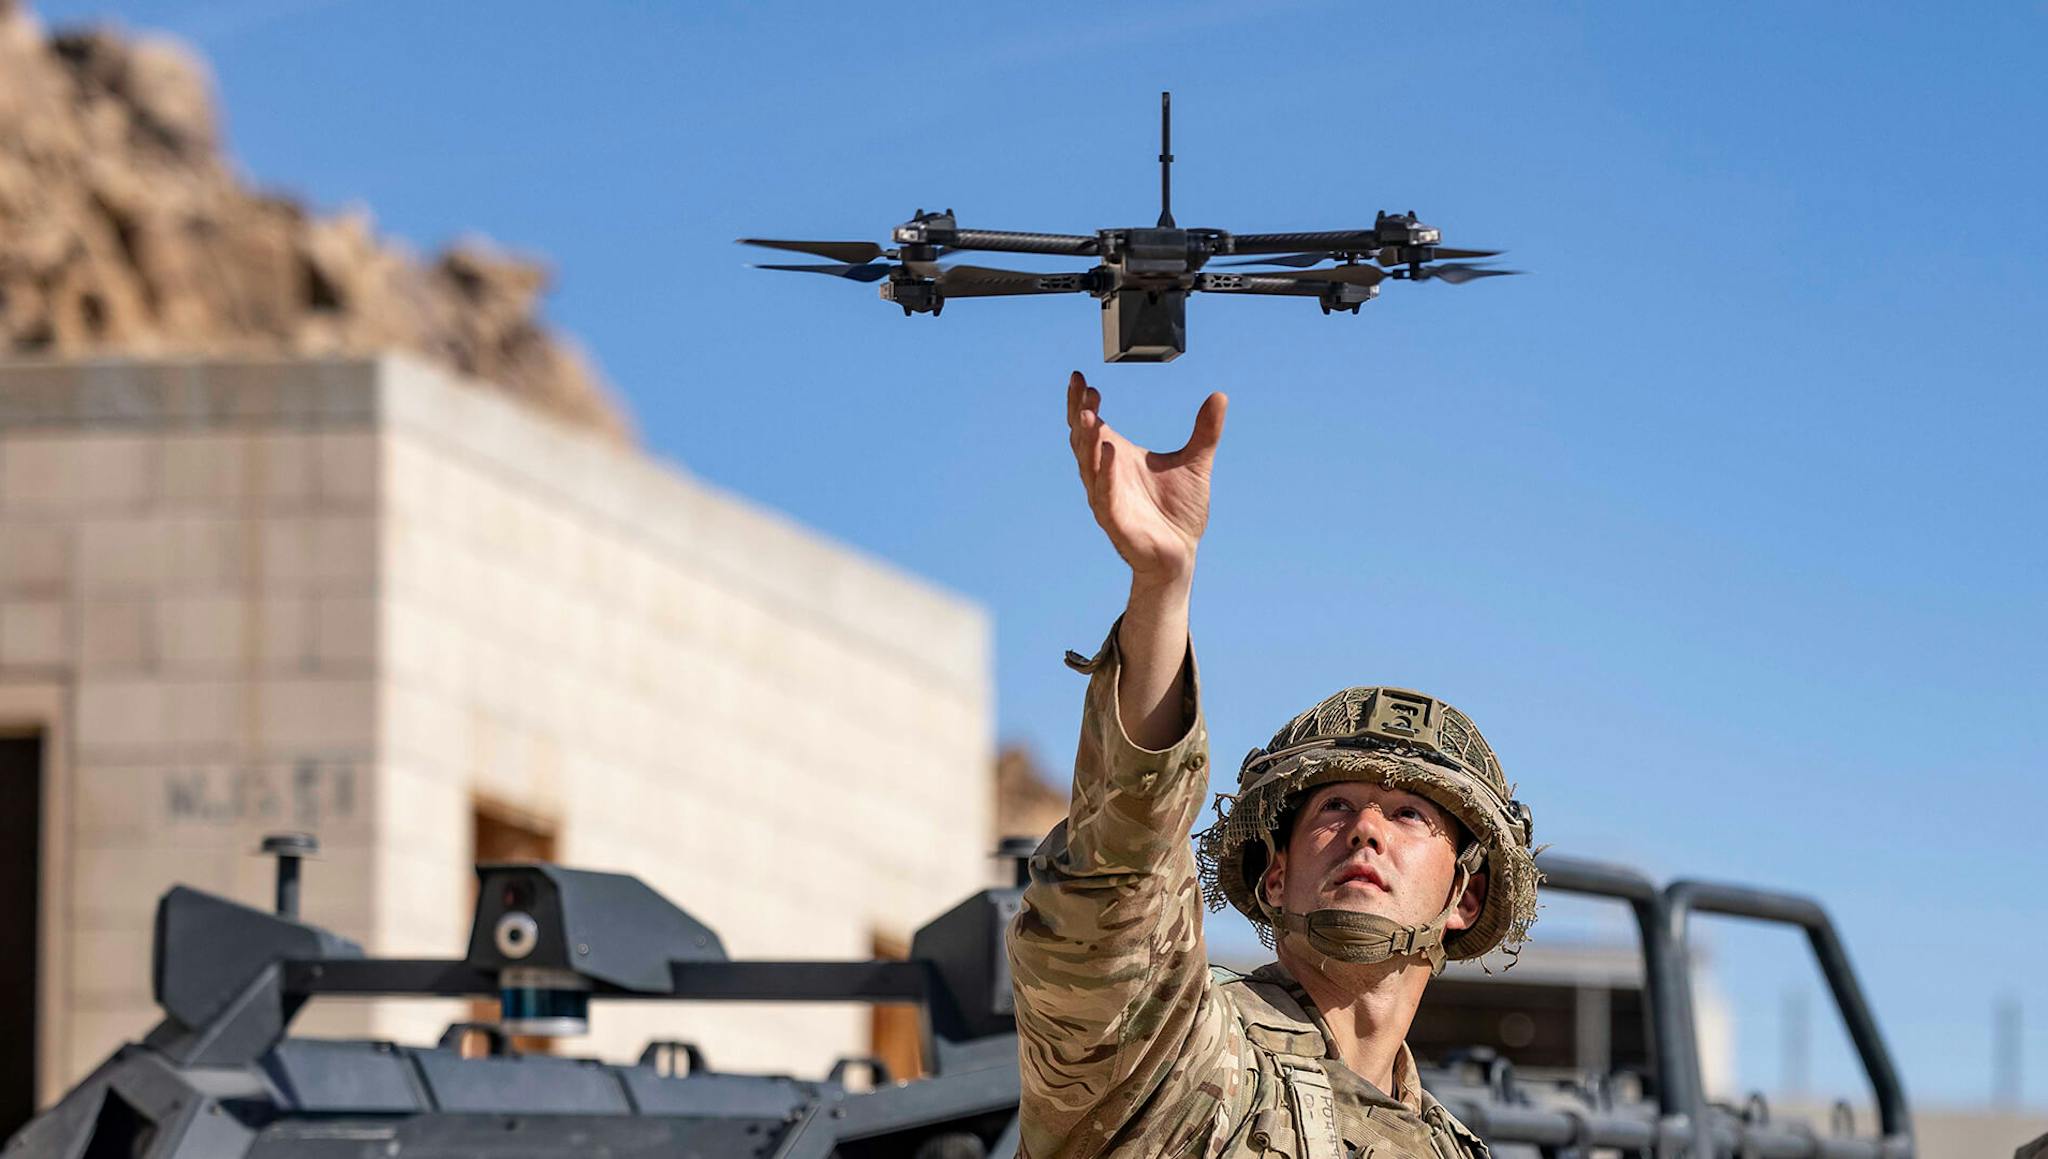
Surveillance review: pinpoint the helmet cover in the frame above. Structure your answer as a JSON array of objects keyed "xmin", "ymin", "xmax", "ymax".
[{"xmin": 1195, "ymin": 686, "xmax": 1539, "ymax": 962}]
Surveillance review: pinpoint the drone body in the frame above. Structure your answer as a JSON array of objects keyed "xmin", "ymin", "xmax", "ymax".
[{"xmin": 745, "ymin": 94, "xmax": 1516, "ymax": 363}]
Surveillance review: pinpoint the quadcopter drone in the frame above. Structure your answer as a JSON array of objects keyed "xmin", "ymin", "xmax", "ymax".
[{"xmin": 742, "ymin": 93, "xmax": 1518, "ymax": 363}]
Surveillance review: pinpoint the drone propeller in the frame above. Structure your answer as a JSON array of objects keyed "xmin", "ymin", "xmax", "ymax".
[
  {"xmin": 742, "ymin": 236, "xmax": 976, "ymax": 277},
  {"xmin": 1394, "ymin": 246, "xmax": 1501, "ymax": 263},
  {"xmin": 1224, "ymin": 246, "xmax": 1503, "ymax": 269},
  {"xmin": 753, "ymin": 261, "xmax": 895, "ymax": 283},
  {"xmin": 1413, "ymin": 263, "xmax": 1522, "ymax": 284},
  {"xmin": 755, "ymin": 258, "xmax": 1089, "ymax": 299},
  {"xmin": 1218, "ymin": 252, "xmax": 1333, "ymax": 268},
  {"xmin": 739, "ymin": 238, "xmax": 886, "ymax": 264}
]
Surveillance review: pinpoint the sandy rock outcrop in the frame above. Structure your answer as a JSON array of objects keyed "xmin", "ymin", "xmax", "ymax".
[
  {"xmin": 0, "ymin": 2, "xmax": 631, "ymax": 441},
  {"xmin": 996, "ymin": 742, "xmax": 1069, "ymax": 844}
]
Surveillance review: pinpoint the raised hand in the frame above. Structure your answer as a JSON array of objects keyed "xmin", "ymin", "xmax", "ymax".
[
  {"xmin": 1065, "ymin": 370, "xmax": 1228, "ymax": 588},
  {"xmin": 1066, "ymin": 370, "xmax": 1226, "ymax": 748}
]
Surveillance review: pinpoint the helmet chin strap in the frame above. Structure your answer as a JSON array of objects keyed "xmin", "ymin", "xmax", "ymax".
[{"xmin": 1264, "ymin": 845, "xmax": 1484, "ymax": 976}]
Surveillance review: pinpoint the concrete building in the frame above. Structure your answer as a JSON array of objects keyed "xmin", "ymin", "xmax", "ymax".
[{"xmin": 0, "ymin": 356, "xmax": 992, "ymax": 1127}]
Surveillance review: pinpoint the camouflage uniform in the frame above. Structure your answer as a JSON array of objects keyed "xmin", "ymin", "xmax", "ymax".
[{"xmin": 1009, "ymin": 626, "xmax": 1489, "ymax": 1159}]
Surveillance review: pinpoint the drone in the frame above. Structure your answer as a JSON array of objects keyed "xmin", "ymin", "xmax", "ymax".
[{"xmin": 742, "ymin": 93, "xmax": 1518, "ymax": 363}]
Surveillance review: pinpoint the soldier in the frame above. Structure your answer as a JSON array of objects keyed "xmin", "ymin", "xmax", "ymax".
[{"xmin": 1009, "ymin": 372, "xmax": 1540, "ymax": 1158}]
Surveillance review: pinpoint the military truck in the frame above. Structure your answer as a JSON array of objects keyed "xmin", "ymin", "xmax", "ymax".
[{"xmin": 6, "ymin": 839, "xmax": 1914, "ymax": 1158}]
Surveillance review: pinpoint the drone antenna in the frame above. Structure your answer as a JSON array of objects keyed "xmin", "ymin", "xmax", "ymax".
[{"xmin": 1157, "ymin": 91, "xmax": 1175, "ymax": 228}]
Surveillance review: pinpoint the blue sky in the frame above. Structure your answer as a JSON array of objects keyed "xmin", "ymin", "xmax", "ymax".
[{"xmin": 33, "ymin": 0, "xmax": 2046, "ymax": 1110}]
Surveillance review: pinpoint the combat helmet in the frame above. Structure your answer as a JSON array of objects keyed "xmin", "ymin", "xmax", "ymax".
[{"xmin": 1196, "ymin": 686, "xmax": 1539, "ymax": 969}]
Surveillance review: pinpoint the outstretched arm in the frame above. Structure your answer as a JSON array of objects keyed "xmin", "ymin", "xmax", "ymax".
[
  {"xmin": 1064, "ymin": 370, "xmax": 1226, "ymax": 747},
  {"xmin": 1011, "ymin": 374, "xmax": 1242, "ymax": 1159}
]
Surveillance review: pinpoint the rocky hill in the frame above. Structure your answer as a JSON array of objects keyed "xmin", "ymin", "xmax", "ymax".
[
  {"xmin": 0, "ymin": 0, "xmax": 630, "ymax": 441},
  {"xmin": 996, "ymin": 742, "xmax": 1069, "ymax": 843}
]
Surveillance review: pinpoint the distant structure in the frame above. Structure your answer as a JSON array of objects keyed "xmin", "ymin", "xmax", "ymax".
[
  {"xmin": 1783, "ymin": 986, "xmax": 1811, "ymax": 1099},
  {"xmin": 0, "ymin": 1, "xmax": 630, "ymax": 442},
  {"xmin": 1997, "ymin": 994, "xmax": 2024, "ymax": 1109},
  {"xmin": 1413, "ymin": 938, "xmax": 1735, "ymax": 1096},
  {"xmin": 0, "ymin": 355, "xmax": 993, "ymax": 1136}
]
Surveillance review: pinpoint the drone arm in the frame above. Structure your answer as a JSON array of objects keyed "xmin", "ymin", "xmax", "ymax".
[
  {"xmin": 1192, "ymin": 272, "xmax": 1332, "ymax": 297},
  {"xmin": 944, "ymin": 229, "xmax": 1101, "ymax": 257},
  {"xmin": 934, "ymin": 267, "xmax": 1097, "ymax": 298},
  {"xmin": 1224, "ymin": 230, "xmax": 1382, "ymax": 256}
]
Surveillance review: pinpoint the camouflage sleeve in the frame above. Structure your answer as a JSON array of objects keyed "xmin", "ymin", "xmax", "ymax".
[{"xmin": 1007, "ymin": 621, "xmax": 1245, "ymax": 1159}]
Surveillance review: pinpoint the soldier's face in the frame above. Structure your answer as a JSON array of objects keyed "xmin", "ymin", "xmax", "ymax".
[{"xmin": 1263, "ymin": 783, "xmax": 1484, "ymax": 930}]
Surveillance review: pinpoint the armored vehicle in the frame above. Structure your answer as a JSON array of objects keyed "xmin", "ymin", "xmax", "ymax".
[{"xmin": 8, "ymin": 840, "xmax": 1912, "ymax": 1158}]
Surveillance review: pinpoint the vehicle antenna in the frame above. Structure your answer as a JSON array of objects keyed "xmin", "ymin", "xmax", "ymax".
[{"xmin": 1157, "ymin": 91, "xmax": 1175, "ymax": 229}]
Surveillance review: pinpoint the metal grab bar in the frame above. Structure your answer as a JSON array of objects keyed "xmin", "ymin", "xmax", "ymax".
[
  {"xmin": 1663, "ymin": 880, "xmax": 1912, "ymax": 1158},
  {"xmin": 1526, "ymin": 856, "xmax": 1913, "ymax": 1158}
]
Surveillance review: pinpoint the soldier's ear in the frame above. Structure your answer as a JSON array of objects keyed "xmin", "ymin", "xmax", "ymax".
[
  {"xmin": 1448, "ymin": 869, "xmax": 1487, "ymax": 932},
  {"xmin": 1262, "ymin": 851, "xmax": 1287, "ymax": 908}
]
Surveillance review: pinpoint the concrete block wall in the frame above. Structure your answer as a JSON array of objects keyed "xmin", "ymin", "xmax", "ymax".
[
  {"xmin": 367, "ymin": 356, "xmax": 993, "ymax": 1069},
  {"xmin": 0, "ymin": 356, "xmax": 992, "ymax": 1093},
  {"xmin": 0, "ymin": 362, "xmax": 388, "ymax": 1093}
]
